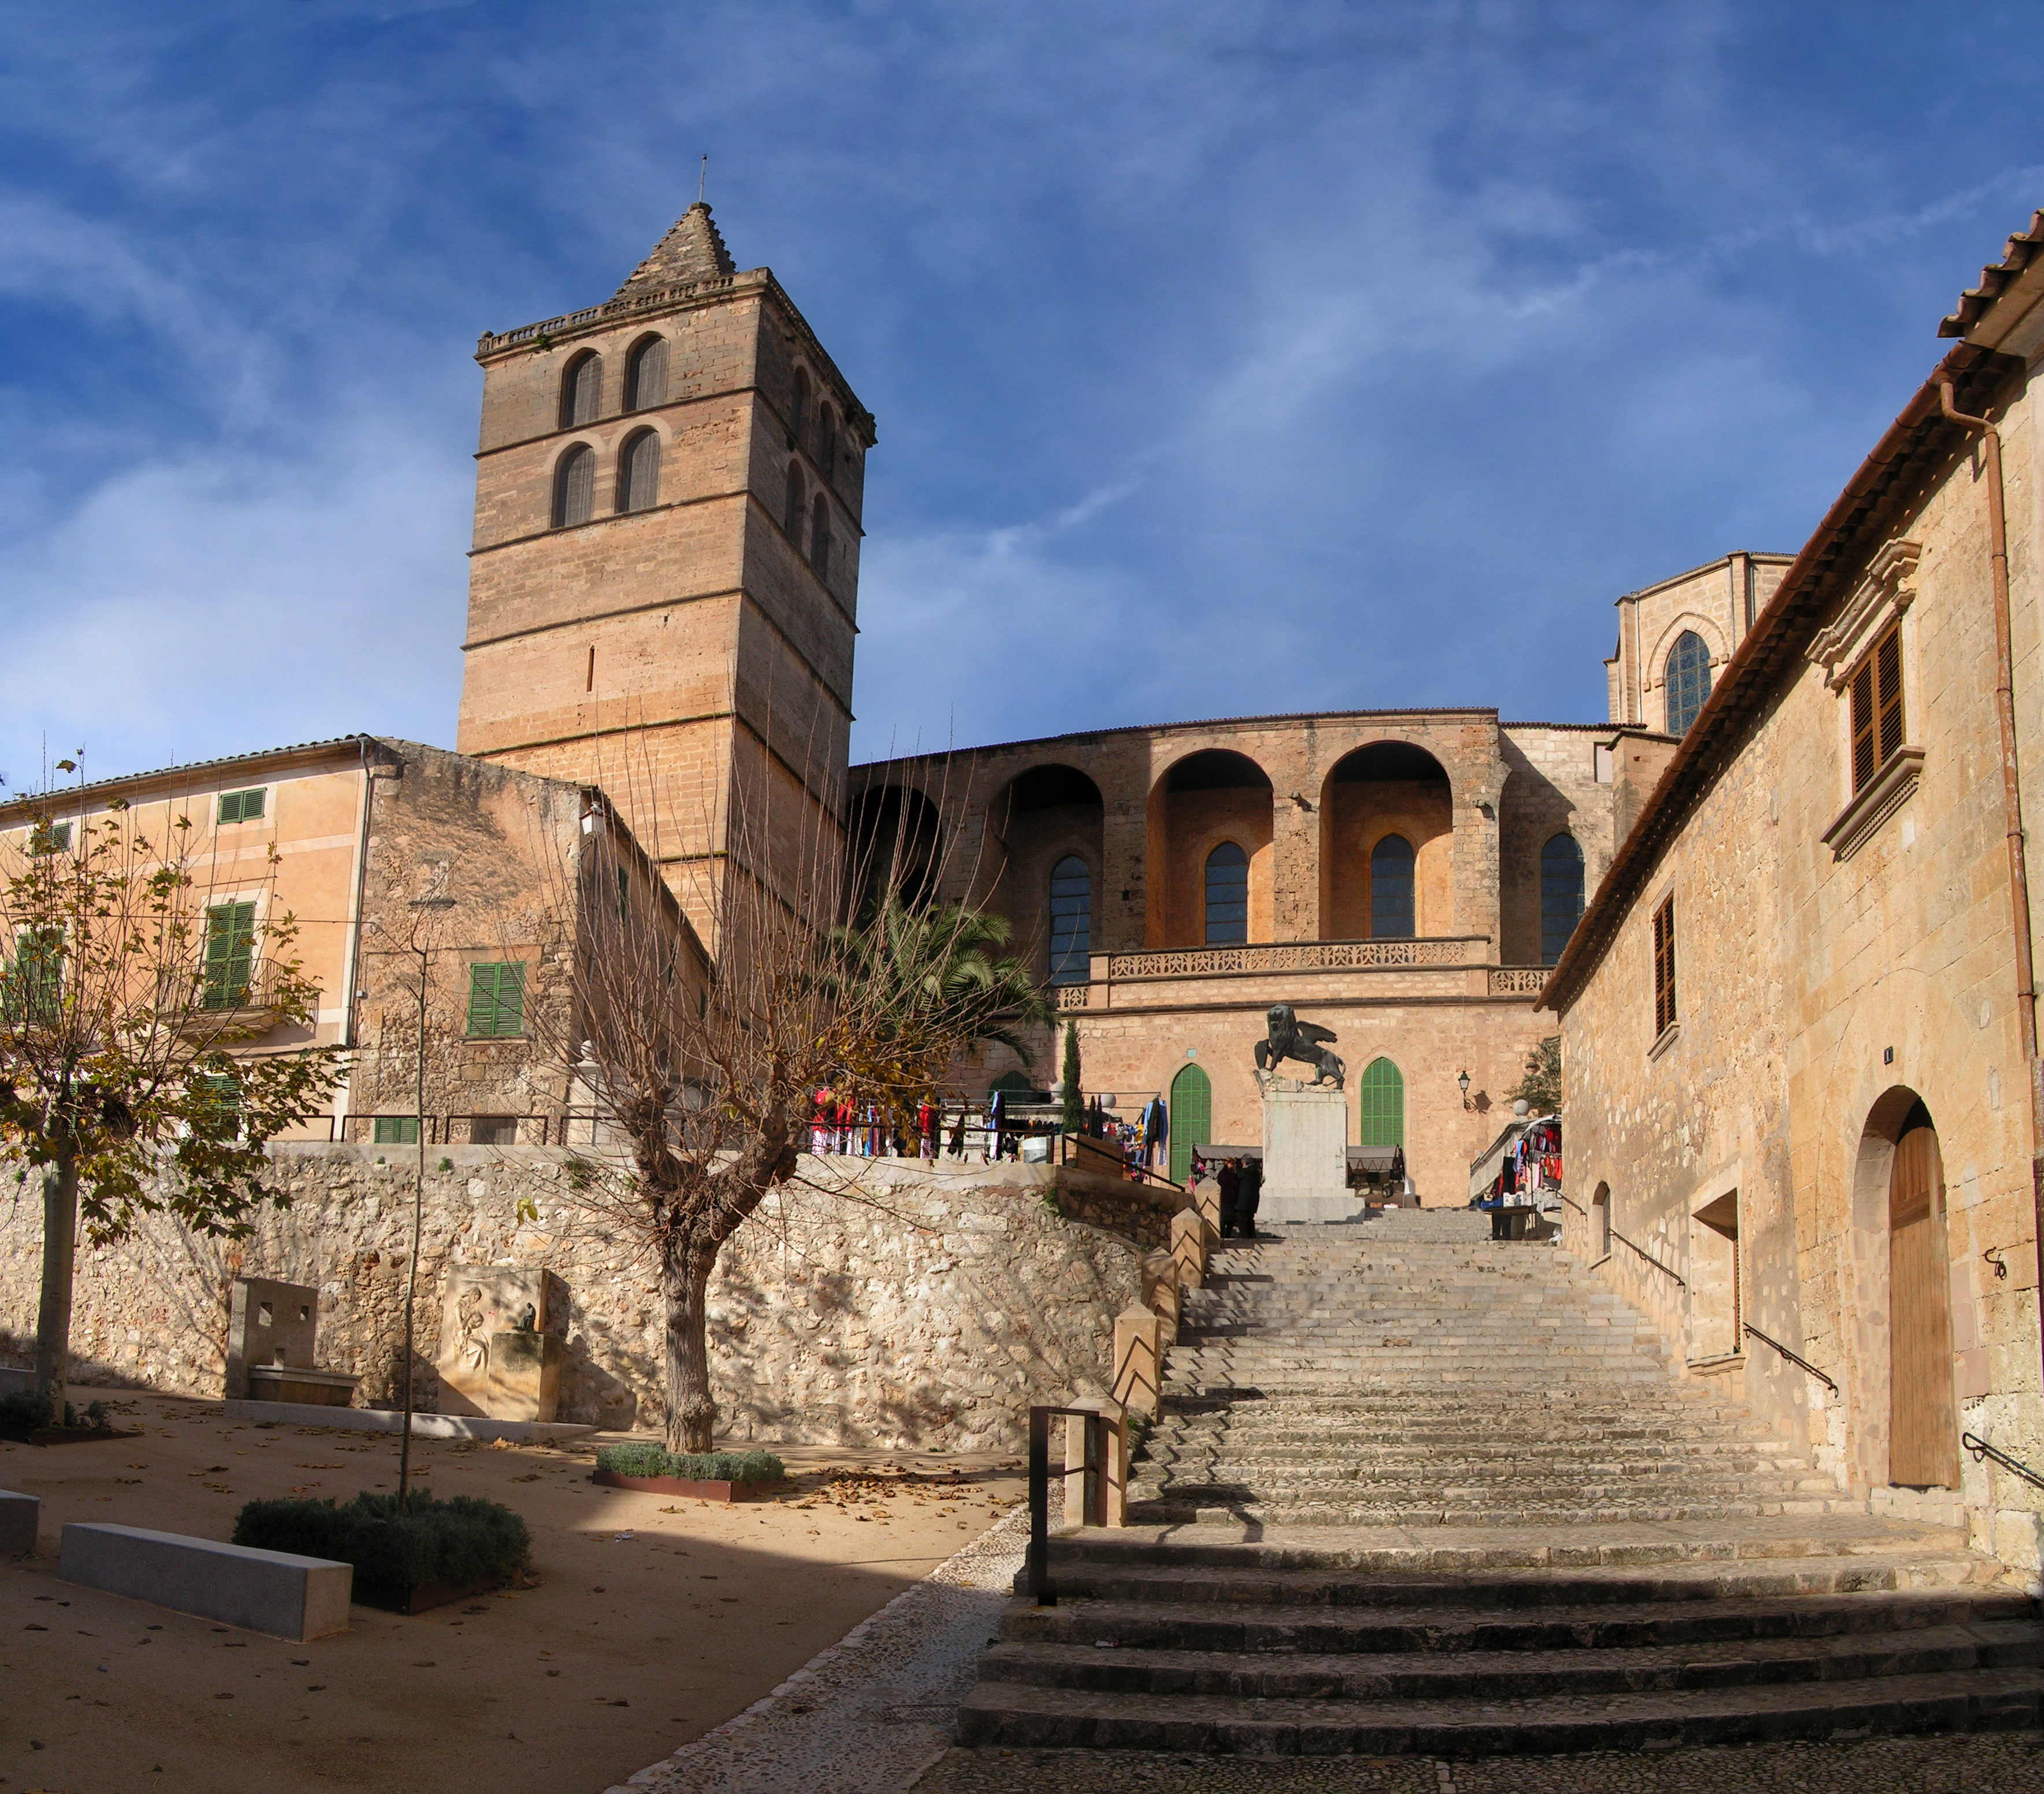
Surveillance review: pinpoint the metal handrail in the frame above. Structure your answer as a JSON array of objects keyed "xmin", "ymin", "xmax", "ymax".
[
  {"xmin": 1964, "ymin": 1433, "xmax": 2044, "ymax": 1492},
  {"xmin": 1027, "ymin": 1404, "xmax": 1113, "ymax": 1607},
  {"xmin": 1555, "ymin": 1193, "xmax": 1587, "ymax": 1216},
  {"xmin": 1612, "ymin": 1229, "xmax": 1685, "ymax": 1287},
  {"xmin": 1744, "ymin": 1324, "xmax": 1838, "ymax": 1394}
]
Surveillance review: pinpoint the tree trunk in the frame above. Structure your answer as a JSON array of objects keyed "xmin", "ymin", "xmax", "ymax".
[
  {"xmin": 660, "ymin": 1239, "xmax": 719, "ymax": 1453},
  {"xmin": 34, "ymin": 1152, "xmax": 79, "ymax": 1413}
]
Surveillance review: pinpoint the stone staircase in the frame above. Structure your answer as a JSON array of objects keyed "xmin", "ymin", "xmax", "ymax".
[{"xmin": 956, "ymin": 1210, "xmax": 2042, "ymax": 1755}]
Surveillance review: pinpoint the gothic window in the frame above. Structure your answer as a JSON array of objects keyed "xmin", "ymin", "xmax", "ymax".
[
  {"xmin": 1850, "ymin": 623, "xmax": 1905, "ymax": 792},
  {"xmin": 809, "ymin": 493, "xmax": 830, "ymax": 578},
  {"xmin": 616, "ymin": 429, "xmax": 661, "ymax": 513},
  {"xmin": 1204, "ymin": 841, "xmax": 1249, "ymax": 944},
  {"xmin": 1370, "ymin": 833, "xmax": 1415, "ymax": 938},
  {"xmin": 1048, "ymin": 855, "xmax": 1091, "ymax": 984},
  {"xmin": 790, "ymin": 367, "xmax": 811, "ymax": 449},
  {"xmin": 1664, "ymin": 630, "xmax": 1713, "ymax": 735},
  {"xmin": 559, "ymin": 352, "xmax": 603, "ymax": 429},
  {"xmin": 785, "ymin": 462, "xmax": 804, "ymax": 540},
  {"xmin": 553, "ymin": 444, "xmax": 595, "ymax": 528},
  {"xmin": 1539, "ymin": 833, "xmax": 1585, "ymax": 966},
  {"xmin": 819, "ymin": 404, "xmax": 838, "ymax": 479},
  {"xmin": 624, "ymin": 335, "xmax": 667, "ymax": 411},
  {"xmin": 1357, "ymin": 1057, "xmax": 1404, "ymax": 1147}
]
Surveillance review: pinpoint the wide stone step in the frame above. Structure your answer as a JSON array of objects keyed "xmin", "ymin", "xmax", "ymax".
[
  {"xmin": 1125, "ymin": 1500, "xmax": 1832, "ymax": 1528},
  {"xmin": 953, "ymin": 1666, "xmax": 2044, "ymax": 1755}
]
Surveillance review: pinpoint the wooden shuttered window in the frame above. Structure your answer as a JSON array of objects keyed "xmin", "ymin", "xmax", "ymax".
[
  {"xmin": 1652, "ymin": 896, "xmax": 1676, "ymax": 1038},
  {"xmin": 560, "ymin": 353, "xmax": 603, "ymax": 427},
  {"xmin": 626, "ymin": 337, "xmax": 667, "ymax": 411},
  {"xmin": 1850, "ymin": 623, "xmax": 1906, "ymax": 793},
  {"xmin": 203, "ymin": 901, "xmax": 257, "ymax": 1009},
  {"xmin": 618, "ymin": 431, "xmax": 661, "ymax": 512},
  {"xmin": 467, "ymin": 961, "xmax": 526, "ymax": 1038},
  {"xmin": 554, "ymin": 445, "xmax": 595, "ymax": 528},
  {"xmin": 218, "ymin": 788, "xmax": 265, "ymax": 824}
]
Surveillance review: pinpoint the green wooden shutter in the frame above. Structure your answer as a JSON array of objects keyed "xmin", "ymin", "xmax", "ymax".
[
  {"xmin": 1169, "ymin": 1062, "xmax": 1212, "ymax": 1186},
  {"xmin": 204, "ymin": 902, "xmax": 256, "ymax": 1007},
  {"xmin": 467, "ymin": 962, "xmax": 527, "ymax": 1037},
  {"xmin": 1357, "ymin": 1057, "xmax": 1404, "ymax": 1147}
]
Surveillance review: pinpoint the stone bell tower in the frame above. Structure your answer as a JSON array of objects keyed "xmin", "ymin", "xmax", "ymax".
[{"xmin": 456, "ymin": 203, "xmax": 874, "ymax": 944}]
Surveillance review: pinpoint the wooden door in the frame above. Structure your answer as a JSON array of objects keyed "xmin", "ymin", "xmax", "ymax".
[
  {"xmin": 1169, "ymin": 1063, "xmax": 1211, "ymax": 1187},
  {"xmin": 1888, "ymin": 1125, "xmax": 1959, "ymax": 1488}
]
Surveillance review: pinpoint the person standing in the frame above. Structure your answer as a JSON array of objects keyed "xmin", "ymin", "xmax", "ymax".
[
  {"xmin": 1217, "ymin": 1157, "xmax": 1241, "ymax": 1240},
  {"xmin": 1236, "ymin": 1153, "xmax": 1263, "ymax": 1238}
]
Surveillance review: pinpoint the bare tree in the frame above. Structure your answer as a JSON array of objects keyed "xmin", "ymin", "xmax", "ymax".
[
  {"xmin": 0, "ymin": 766, "xmax": 343, "ymax": 1409},
  {"xmin": 525, "ymin": 747, "xmax": 1047, "ymax": 1453}
]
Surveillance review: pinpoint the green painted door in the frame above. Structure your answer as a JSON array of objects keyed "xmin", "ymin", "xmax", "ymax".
[
  {"xmin": 1169, "ymin": 1062, "xmax": 1211, "ymax": 1185},
  {"xmin": 1357, "ymin": 1057, "xmax": 1404, "ymax": 1147}
]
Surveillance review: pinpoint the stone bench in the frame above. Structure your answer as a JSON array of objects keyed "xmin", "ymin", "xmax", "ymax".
[
  {"xmin": 59, "ymin": 1523, "xmax": 353, "ymax": 1641},
  {"xmin": 1, "ymin": 1489, "xmax": 38, "ymax": 1556}
]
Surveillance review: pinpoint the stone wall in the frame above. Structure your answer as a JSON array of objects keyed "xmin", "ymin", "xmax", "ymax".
[{"xmin": 0, "ymin": 1148, "xmax": 1147, "ymax": 1452}]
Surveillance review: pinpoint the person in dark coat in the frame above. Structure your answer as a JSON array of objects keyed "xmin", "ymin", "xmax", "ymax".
[
  {"xmin": 1236, "ymin": 1154, "xmax": 1263, "ymax": 1237},
  {"xmin": 1215, "ymin": 1157, "xmax": 1241, "ymax": 1239}
]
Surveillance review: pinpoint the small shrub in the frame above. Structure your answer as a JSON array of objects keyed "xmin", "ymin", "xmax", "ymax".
[
  {"xmin": 594, "ymin": 1443, "xmax": 784, "ymax": 1483},
  {"xmin": 233, "ymin": 1489, "xmax": 530, "ymax": 1592},
  {"xmin": 0, "ymin": 1390, "xmax": 53, "ymax": 1431}
]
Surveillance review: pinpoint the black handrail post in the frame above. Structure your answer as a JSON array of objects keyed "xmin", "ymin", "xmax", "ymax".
[{"xmin": 1027, "ymin": 1404, "xmax": 1054, "ymax": 1605}]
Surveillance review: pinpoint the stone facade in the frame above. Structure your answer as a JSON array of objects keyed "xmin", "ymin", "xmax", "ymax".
[
  {"xmin": 1547, "ymin": 229, "xmax": 2044, "ymax": 1577},
  {"xmin": 0, "ymin": 1149, "xmax": 1147, "ymax": 1450},
  {"xmin": 1604, "ymin": 552, "xmax": 1793, "ymax": 734}
]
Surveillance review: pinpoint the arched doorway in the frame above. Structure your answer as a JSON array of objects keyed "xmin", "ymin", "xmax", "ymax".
[
  {"xmin": 1357, "ymin": 1057, "xmax": 1404, "ymax": 1147},
  {"xmin": 1169, "ymin": 1062, "xmax": 1211, "ymax": 1186},
  {"xmin": 1889, "ymin": 1103, "xmax": 1958, "ymax": 1488}
]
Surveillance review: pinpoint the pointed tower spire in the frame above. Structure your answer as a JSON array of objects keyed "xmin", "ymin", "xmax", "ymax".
[{"xmin": 613, "ymin": 202, "xmax": 737, "ymax": 300}]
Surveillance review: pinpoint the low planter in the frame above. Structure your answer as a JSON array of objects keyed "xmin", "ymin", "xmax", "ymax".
[
  {"xmin": 0, "ymin": 1394, "xmax": 134, "ymax": 1446},
  {"xmin": 232, "ymin": 1490, "xmax": 530, "ymax": 1617},
  {"xmin": 351, "ymin": 1574, "xmax": 507, "ymax": 1615},
  {"xmin": 590, "ymin": 1468, "xmax": 788, "ymax": 1503}
]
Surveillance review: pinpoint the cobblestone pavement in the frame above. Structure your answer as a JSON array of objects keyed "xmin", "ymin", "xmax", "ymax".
[{"xmin": 910, "ymin": 1733, "xmax": 2044, "ymax": 1793}]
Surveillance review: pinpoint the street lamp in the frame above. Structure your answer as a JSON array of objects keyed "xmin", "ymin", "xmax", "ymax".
[{"xmin": 1457, "ymin": 1068, "xmax": 1472, "ymax": 1110}]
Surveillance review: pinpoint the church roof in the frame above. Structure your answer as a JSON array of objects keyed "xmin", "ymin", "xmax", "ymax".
[
  {"xmin": 1938, "ymin": 209, "xmax": 2044, "ymax": 341},
  {"xmin": 613, "ymin": 202, "xmax": 736, "ymax": 300}
]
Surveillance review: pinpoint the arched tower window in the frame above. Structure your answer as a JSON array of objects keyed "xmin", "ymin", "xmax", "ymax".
[
  {"xmin": 784, "ymin": 462, "xmax": 805, "ymax": 540},
  {"xmin": 1169, "ymin": 1061, "xmax": 1212, "ymax": 1186},
  {"xmin": 1370, "ymin": 833, "xmax": 1415, "ymax": 938},
  {"xmin": 1540, "ymin": 833, "xmax": 1585, "ymax": 966},
  {"xmin": 1204, "ymin": 841, "xmax": 1249, "ymax": 944},
  {"xmin": 1048, "ymin": 855, "xmax": 1091, "ymax": 984},
  {"xmin": 1358, "ymin": 1057, "xmax": 1404, "ymax": 1147},
  {"xmin": 559, "ymin": 352, "xmax": 602, "ymax": 429},
  {"xmin": 1665, "ymin": 630, "xmax": 1713, "ymax": 735},
  {"xmin": 552, "ymin": 443, "xmax": 594, "ymax": 529},
  {"xmin": 790, "ymin": 367, "xmax": 811, "ymax": 449},
  {"xmin": 624, "ymin": 336, "xmax": 667, "ymax": 412},
  {"xmin": 616, "ymin": 430, "xmax": 661, "ymax": 514},
  {"xmin": 809, "ymin": 493, "xmax": 830, "ymax": 578},
  {"xmin": 819, "ymin": 404, "xmax": 838, "ymax": 480}
]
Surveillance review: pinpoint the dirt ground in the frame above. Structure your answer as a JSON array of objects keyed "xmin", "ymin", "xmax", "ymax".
[{"xmin": 0, "ymin": 1387, "xmax": 1024, "ymax": 1794}]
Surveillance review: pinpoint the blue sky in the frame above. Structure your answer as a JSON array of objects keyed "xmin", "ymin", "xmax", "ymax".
[{"xmin": 1, "ymin": 1, "xmax": 2038, "ymax": 785}]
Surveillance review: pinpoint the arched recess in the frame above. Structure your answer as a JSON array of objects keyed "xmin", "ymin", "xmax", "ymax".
[
  {"xmin": 1147, "ymin": 748, "xmax": 1273, "ymax": 948},
  {"xmin": 987, "ymin": 763, "xmax": 1104, "ymax": 984},
  {"xmin": 846, "ymin": 784, "xmax": 944, "ymax": 921},
  {"xmin": 616, "ymin": 428, "xmax": 661, "ymax": 514},
  {"xmin": 1319, "ymin": 741, "xmax": 1452, "ymax": 940},
  {"xmin": 1169, "ymin": 1061, "xmax": 1211, "ymax": 1186},
  {"xmin": 1847, "ymin": 1088, "xmax": 1964, "ymax": 1492},
  {"xmin": 624, "ymin": 334, "xmax": 668, "ymax": 412},
  {"xmin": 1591, "ymin": 1180, "xmax": 1612, "ymax": 1258},
  {"xmin": 1357, "ymin": 1057, "xmax": 1404, "ymax": 1147},
  {"xmin": 552, "ymin": 443, "xmax": 596, "ymax": 529},
  {"xmin": 559, "ymin": 351, "xmax": 603, "ymax": 429}
]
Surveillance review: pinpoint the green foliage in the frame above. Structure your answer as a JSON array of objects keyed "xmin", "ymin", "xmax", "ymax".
[
  {"xmin": 1059, "ymin": 1021, "xmax": 1084, "ymax": 1134},
  {"xmin": 0, "ymin": 1390, "xmax": 53, "ymax": 1430},
  {"xmin": 594, "ymin": 1442, "xmax": 785, "ymax": 1483},
  {"xmin": 1507, "ymin": 1036, "xmax": 1563, "ymax": 1117},
  {"xmin": 232, "ymin": 1489, "xmax": 530, "ymax": 1590}
]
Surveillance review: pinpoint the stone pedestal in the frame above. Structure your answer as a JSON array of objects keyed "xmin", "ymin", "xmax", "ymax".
[
  {"xmin": 1260, "ymin": 1086, "xmax": 1354, "ymax": 1223},
  {"xmin": 485, "ymin": 1331, "xmax": 563, "ymax": 1423}
]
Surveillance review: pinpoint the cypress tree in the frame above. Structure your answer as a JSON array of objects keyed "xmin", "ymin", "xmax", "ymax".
[{"xmin": 1059, "ymin": 1020, "xmax": 1085, "ymax": 1134}]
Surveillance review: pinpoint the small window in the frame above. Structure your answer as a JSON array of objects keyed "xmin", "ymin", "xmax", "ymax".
[
  {"xmin": 790, "ymin": 367, "xmax": 811, "ymax": 448},
  {"xmin": 1048, "ymin": 855, "xmax": 1091, "ymax": 983},
  {"xmin": 624, "ymin": 335, "xmax": 667, "ymax": 412},
  {"xmin": 1204, "ymin": 841, "xmax": 1249, "ymax": 945},
  {"xmin": 617, "ymin": 429, "xmax": 661, "ymax": 513},
  {"xmin": 1653, "ymin": 895, "xmax": 1677, "ymax": 1037},
  {"xmin": 469, "ymin": 1116, "xmax": 519, "ymax": 1147},
  {"xmin": 784, "ymin": 462, "xmax": 805, "ymax": 539},
  {"xmin": 819, "ymin": 404, "xmax": 837, "ymax": 479},
  {"xmin": 1665, "ymin": 631, "xmax": 1713, "ymax": 735},
  {"xmin": 808, "ymin": 494, "xmax": 830, "ymax": 578},
  {"xmin": 559, "ymin": 352, "xmax": 603, "ymax": 428},
  {"xmin": 27, "ymin": 820, "xmax": 70, "ymax": 854},
  {"xmin": 202, "ymin": 901, "xmax": 257, "ymax": 1009},
  {"xmin": 3, "ymin": 927, "xmax": 64, "ymax": 1023},
  {"xmin": 218, "ymin": 788, "xmax": 265, "ymax": 824},
  {"xmin": 1540, "ymin": 834, "xmax": 1585, "ymax": 966},
  {"xmin": 257, "ymin": 1302, "xmax": 273, "ymax": 1327},
  {"xmin": 467, "ymin": 961, "xmax": 527, "ymax": 1038},
  {"xmin": 1370, "ymin": 834, "xmax": 1415, "ymax": 939},
  {"xmin": 1850, "ymin": 622, "xmax": 1906, "ymax": 792},
  {"xmin": 553, "ymin": 444, "xmax": 595, "ymax": 529},
  {"xmin": 374, "ymin": 1116, "xmax": 420, "ymax": 1145},
  {"xmin": 615, "ymin": 865, "xmax": 629, "ymax": 921}
]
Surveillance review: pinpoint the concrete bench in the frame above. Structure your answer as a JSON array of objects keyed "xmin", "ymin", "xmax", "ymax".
[
  {"xmin": 59, "ymin": 1523, "xmax": 353, "ymax": 1641},
  {"xmin": 0, "ymin": 1489, "xmax": 38, "ymax": 1556}
]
